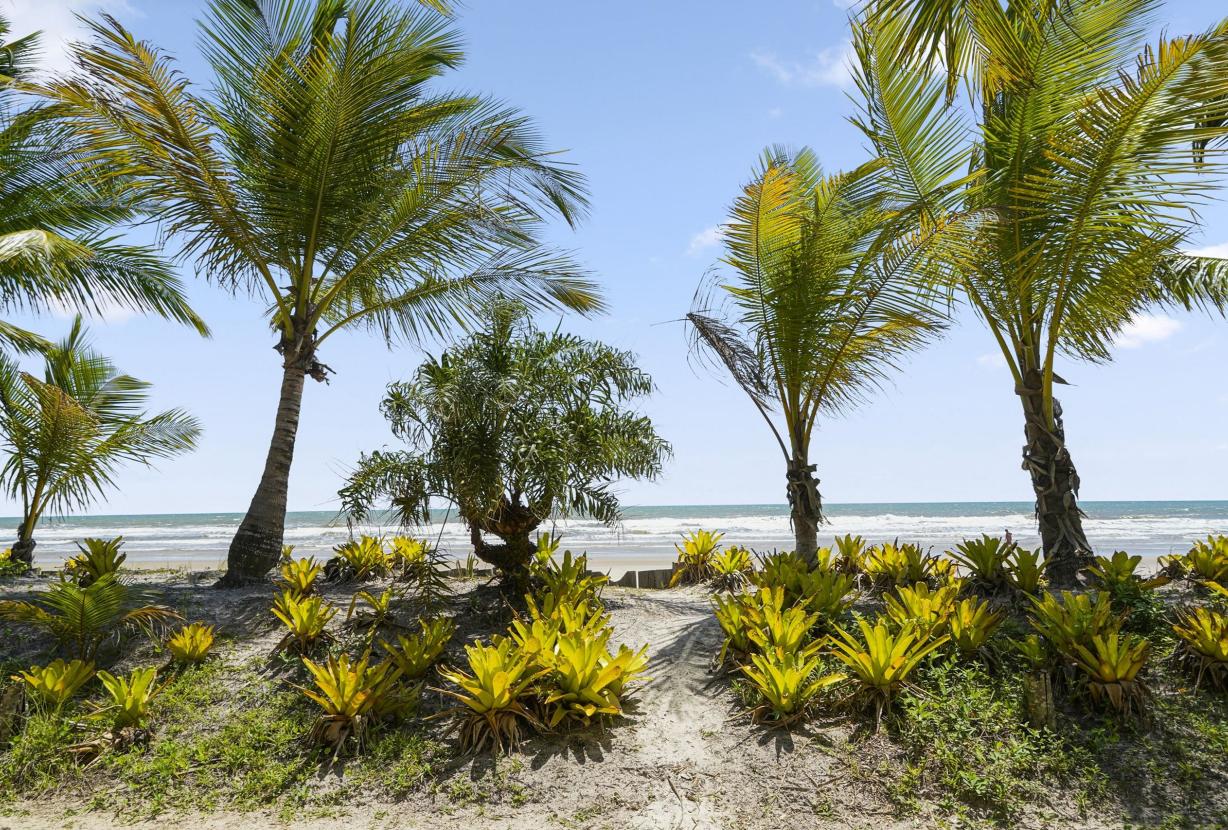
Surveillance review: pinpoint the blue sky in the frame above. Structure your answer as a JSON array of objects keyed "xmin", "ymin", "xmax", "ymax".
[{"xmin": 1, "ymin": 0, "xmax": 1226, "ymax": 516}]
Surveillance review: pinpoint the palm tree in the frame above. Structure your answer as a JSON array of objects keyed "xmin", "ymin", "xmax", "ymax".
[
  {"xmin": 687, "ymin": 147, "xmax": 947, "ymax": 563},
  {"xmin": 0, "ymin": 14, "xmax": 207, "ymax": 352},
  {"xmin": 854, "ymin": 0, "xmax": 1228, "ymax": 582},
  {"xmin": 0, "ymin": 317, "xmax": 201, "ymax": 565},
  {"xmin": 40, "ymin": 1, "xmax": 603, "ymax": 584}
]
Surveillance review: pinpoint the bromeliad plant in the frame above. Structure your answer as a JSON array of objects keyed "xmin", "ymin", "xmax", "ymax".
[
  {"xmin": 740, "ymin": 647, "xmax": 845, "ymax": 726},
  {"xmin": 437, "ymin": 639, "xmax": 548, "ymax": 754},
  {"xmin": 947, "ymin": 535, "xmax": 1012, "ymax": 593},
  {"xmin": 669, "ymin": 529, "xmax": 725, "ymax": 586},
  {"xmin": 747, "ymin": 590, "xmax": 819, "ymax": 656},
  {"xmin": 830, "ymin": 618, "xmax": 948, "ymax": 725},
  {"xmin": 1172, "ymin": 607, "xmax": 1228, "ymax": 690},
  {"xmin": 271, "ymin": 591, "xmax": 337, "ymax": 654},
  {"xmin": 834, "ymin": 534, "xmax": 868, "ymax": 574},
  {"xmin": 0, "ymin": 574, "xmax": 180, "ymax": 659},
  {"xmin": 326, "ymin": 536, "xmax": 392, "ymax": 582},
  {"xmin": 166, "ymin": 623, "xmax": 215, "ymax": 663},
  {"xmin": 541, "ymin": 627, "xmax": 648, "ymax": 728},
  {"xmin": 299, "ymin": 653, "xmax": 404, "ymax": 755},
  {"xmin": 863, "ymin": 542, "xmax": 938, "ymax": 589},
  {"xmin": 947, "ymin": 598, "xmax": 1005, "ymax": 657},
  {"xmin": 712, "ymin": 590, "xmax": 770, "ymax": 666},
  {"xmin": 536, "ymin": 550, "xmax": 607, "ymax": 608},
  {"xmin": 380, "ymin": 617, "xmax": 455, "ymax": 680},
  {"xmin": 347, "ymin": 587, "xmax": 397, "ymax": 631},
  {"xmin": 12, "ymin": 659, "xmax": 95, "ymax": 708},
  {"xmin": 1029, "ymin": 591, "xmax": 1121, "ymax": 659},
  {"xmin": 94, "ymin": 667, "xmax": 164, "ymax": 735},
  {"xmin": 1087, "ymin": 551, "xmax": 1169, "ymax": 597},
  {"xmin": 883, "ymin": 582, "xmax": 958, "ymax": 641},
  {"xmin": 710, "ymin": 546, "xmax": 754, "ymax": 591},
  {"xmin": 63, "ymin": 537, "xmax": 126, "ymax": 586},
  {"xmin": 1069, "ymin": 633, "xmax": 1151, "ymax": 717},
  {"xmin": 1006, "ymin": 547, "xmax": 1047, "ymax": 596},
  {"xmin": 1165, "ymin": 536, "xmax": 1228, "ymax": 585},
  {"xmin": 278, "ymin": 556, "xmax": 322, "ymax": 598}
]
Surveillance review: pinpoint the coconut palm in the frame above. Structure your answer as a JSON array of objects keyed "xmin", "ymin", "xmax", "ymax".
[
  {"xmin": 0, "ymin": 14, "xmax": 207, "ymax": 353},
  {"xmin": 0, "ymin": 317, "xmax": 201, "ymax": 564},
  {"xmin": 40, "ymin": 0, "xmax": 602, "ymax": 584},
  {"xmin": 687, "ymin": 147, "xmax": 948, "ymax": 563},
  {"xmin": 853, "ymin": 0, "xmax": 1228, "ymax": 582}
]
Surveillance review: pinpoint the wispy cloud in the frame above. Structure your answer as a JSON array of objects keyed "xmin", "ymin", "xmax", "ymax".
[
  {"xmin": 2, "ymin": 0, "xmax": 138, "ymax": 76},
  {"xmin": 1185, "ymin": 242, "xmax": 1228, "ymax": 258},
  {"xmin": 1113, "ymin": 313, "xmax": 1182, "ymax": 349},
  {"xmin": 687, "ymin": 225, "xmax": 723, "ymax": 256},
  {"xmin": 750, "ymin": 41, "xmax": 855, "ymax": 89}
]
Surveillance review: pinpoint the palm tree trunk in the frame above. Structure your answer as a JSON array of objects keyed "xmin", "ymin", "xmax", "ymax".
[
  {"xmin": 217, "ymin": 359, "xmax": 306, "ymax": 586},
  {"xmin": 10, "ymin": 522, "xmax": 35, "ymax": 566},
  {"xmin": 787, "ymin": 454, "xmax": 823, "ymax": 564},
  {"xmin": 1019, "ymin": 371, "xmax": 1093, "ymax": 586}
]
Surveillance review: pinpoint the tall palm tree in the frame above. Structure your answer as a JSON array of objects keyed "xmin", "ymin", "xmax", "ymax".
[
  {"xmin": 687, "ymin": 147, "xmax": 947, "ymax": 562},
  {"xmin": 41, "ymin": 0, "xmax": 603, "ymax": 584},
  {"xmin": 855, "ymin": 0, "xmax": 1228, "ymax": 582},
  {"xmin": 0, "ymin": 316, "xmax": 201, "ymax": 564},
  {"xmin": 0, "ymin": 15, "xmax": 207, "ymax": 354}
]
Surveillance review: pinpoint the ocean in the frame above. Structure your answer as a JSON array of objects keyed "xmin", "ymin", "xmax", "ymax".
[{"xmin": 3, "ymin": 501, "xmax": 1226, "ymax": 572}]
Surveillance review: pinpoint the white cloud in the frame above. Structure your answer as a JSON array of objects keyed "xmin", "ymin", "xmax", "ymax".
[
  {"xmin": 2, "ymin": 0, "xmax": 137, "ymax": 76},
  {"xmin": 1113, "ymin": 313, "xmax": 1182, "ymax": 349},
  {"xmin": 1186, "ymin": 242, "xmax": 1228, "ymax": 258},
  {"xmin": 687, "ymin": 225, "xmax": 723, "ymax": 256},
  {"xmin": 750, "ymin": 41, "xmax": 855, "ymax": 89}
]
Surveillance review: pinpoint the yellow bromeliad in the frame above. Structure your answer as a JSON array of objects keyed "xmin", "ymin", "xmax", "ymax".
[
  {"xmin": 1172, "ymin": 607, "xmax": 1228, "ymax": 690},
  {"xmin": 278, "ymin": 556, "xmax": 322, "ymax": 597},
  {"xmin": 947, "ymin": 597, "xmax": 1004, "ymax": 657},
  {"xmin": 747, "ymin": 591, "xmax": 818, "ymax": 655},
  {"xmin": 542, "ymin": 627, "xmax": 647, "ymax": 728},
  {"xmin": 712, "ymin": 590, "xmax": 769, "ymax": 666},
  {"xmin": 883, "ymin": 582, "xmax": 958, "ymax": 641},
  {"xmin": 12, "ymin": 659, "xmax": 95, "ymax": 707},
  {"xmin": 710, "ymin": 546, "xmax": 755, "ymax": 591},
  {"xmin": 830, "ymin": 618, "xmax": 947, "ymax": 724},
  {"xmin": 95, "ymin": 667, "xmax": 164, "ymax": 730},
  {"xmin": 380, "ymin": 617, "xmax": 455, "ymax": 680},
  {"xmin": 299, "ymin": 653, "xmax": 403, "ymax": 753},
  {"xmin": 669, "ymin": 529, "xmax": 724, "ymax": 586},
  {"xmin": 1069, "ymin": 632, "xmax": 1150, "ymax": 716},
  {"xmin": 166, "ymin": 622, "xmax": 216, "ymax": 663},
  {"xmin": 740, "ymin": 646, "xmax": 844, "ymax": 725},
  {"xmin": 271, "ymin": 590, "xmax": 336, "ymax": 653},
  {"xmin": 437, "ymin": 639, "xmax": 548, "ymax": 754},
  {"xmin": 1029, "ymin": 590, "xmax": 1120, "ymax": 658}
]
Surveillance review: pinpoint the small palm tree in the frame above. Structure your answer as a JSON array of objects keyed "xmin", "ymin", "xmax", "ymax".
[
  {"xmin": 340, "ymin": 302, "xmax": 670, "ymax": 585},
  {"xmin": 0, "ymin": 317, "xmax": 201, "ymax": 564},
  {"xmin": 0, "ymin": 15, "xmax": 207, "ymax": 352},
  {"xmin": 687, "ymin": 147, "xmax": 946, "ymax": 562},
  {"xmin": 41, "ymin": 1, "xmax": 602, "ymax": 583},
  {"xmin": 855, "ymin": 0, "xmax": 1228, "ymax": 582}
]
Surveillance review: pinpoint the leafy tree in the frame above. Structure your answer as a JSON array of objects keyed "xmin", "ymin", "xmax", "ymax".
[
  {"xmin": 0, "ymin": 317, "xmax": 201, "ymax": 564},
  {"xmin": 0, "ymin": 14, "xmax": 206, "ymax": 352},
  {"xmin": 41, "ymin": 0, "xmax": 601, "ymax": 584},
  {"xmin": 687, "ymin": 147, "xmax": 947, "ymax": 563},
  {"xmin": 340, "ymin": 303, "xmax": 670, "ymax": 583},
  {"xmin": 855, "ymin": 0, "xmax": 1228, "ymax": 582}
]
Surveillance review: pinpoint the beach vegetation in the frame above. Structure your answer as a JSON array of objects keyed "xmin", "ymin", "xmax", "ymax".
[
  {"xmin": 1006, "ymin": 547, "xmax": 1047, "ymax": 596},
  {"xmin": 95, "ymin": 666, "xmax": 164, "ymax": 732},
  {"xmin": 669, "ymin": 529, "xmax": 724, "ymax": 586},
  {"xmin": 1029, "ymin": 591, "xmax": 1121, "ymax": 659},
  {"xmin": 686, "ymin": 147, "xmax": 946, "ymax": 564},
  {"xmin": 437, "ymin": 639, "xmax": 547, "ymax": 754},
  {"xmin": 340, "ymin": 303, "xmax": 668, "ymax": 586},
  {"xmin": 380, "ymin": 618, "xmax": 455, "ymax": 681},
  {"xmin": 166, "ymin": 623, "xmax": 216, "ymax": 664},
  {"xmin": 855, "ymin": 0, "xmax": 1228, "ymax": 583},
  {"xmin": 947, "ymin": 535, "xmax": 1012, "ymax": 593},
  {"xmin": 0, "ymin": 573, "xmax": 180, "ymax": 659},
  {"xmin": 11, "ymin": 658, "xmax": 95, "ymax": 708},
  {"xmin": 946, "ymin": 597, "xmax": 1005, "ymax": 657},
  {"xmin": 830, "ymin": 618, "xmax": 948, "ymax": 724},
  {"xmin": 883, "ymin": 582, "xmax": 959, "ymax": 641},
  {"xmin": 1172, "ymin": 607, "xmax": 1228, "ymax": 690},
  {"xmin": 298, "ymin": 653, "xmax": 403, "ymax": 756},
  {"xmin": 739, "ymin": 646, "xmax": 845, "ymax": 726},
  {"xmin": 63, "ymin": 536, "xmax": 126, "ymax": 586},
  {"xmin": 863, "ymin": 541, "xmax": 939, "ymax": 589},
  {"xmin": 278, "ymin": 556, "xmax": 322, "ymax": 598},
  {"xmin": 1069, "ymin": 632, "xmax": 1151, "ymax": 717},
  {"xmin": 327, "ymin": 536, "xmax": 393, "ymax": 582},
  {"xmin": 0, "ymin": 320, "xmax": 200, "ymax": 565},
  {"xmin": 271, "ymin": 590, "xmax": 336, "ymax": 654}
]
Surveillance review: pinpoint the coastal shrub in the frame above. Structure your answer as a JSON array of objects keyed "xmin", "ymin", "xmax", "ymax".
[
  {"xmin": 1006, "ymin": 547, "xmax": 1047, "ymax": 596},
  {"xmin": 712, "ymin": 590, "xmax": 769, "ymax": 666},
  {"xmin": 438, "ymin": 639, "xmax": 547, "ymax": 754},
  {"xmin": 710, "ymin": 546, "xmax": 754, "ymax": 591},
  {"xmin": 1172, "ymin": 607, "xmax": 1228, "ymax": 690},
  {"xmin": 751, "ymin": 551, "xmax": 858, "ymax": 625},
  {"xmin": 347, "ymin": 586, "xmax": 396, "ymax": 630},
  {"xmin": 63, "ymin": 537, "xmax": 126, "ymax": 586},
  {"xmin": 326, "ymin": 536, "xmax": 392, "ymax": 582},
  {"xmin": 380, "ymin": 618, "xmax": 455, "ymax": 680},
  {"xmin": 833, "ymin": 534, "xmax": 868, "ymax": 574},
  {"xmin": 739, "ymin": 646, "xmax": 844, "ymax": 726},
  {"xmin": 271, "ymin": 590, "xmax": 336, "ymax": 654},
  {"xmin": 0, "ymin": 548, "xmax": 27, "ymax": 579},
  {"xmin": 947, "ymin": 597, "xmax": 1005, "ymax": 658},
  {"xmin": 298, "ymin": 653, "xmax": 404, "ymax": 755},
  {"xmin": 830, "ymin": 618, "xmax": 947, "ymax": 724},
  {"xmin": 390, "ymin": 536, "xmax": 450, "ymax": 612},
  {"xmin": 540, "ymin": 626, "xmax": 648, "ymax": 728},
  {"xmin": 1165, "ymin": 535, "xmax": 1228, "ymax": 584},
  {"xmin": 12, "ymin": 659, "xmax": 95, "ymax": 708},
  {"xmin": 166, "ymin": 623, "xmax": 215, "ymax": 664},
  {"xmin": 1086, "ymin": 552, "xmax": 1169, "ymax": 626},
  {"xmin": 947, "ymin": 535, "xmax": 1012, "ymax": 593},
  {"xmin": 1068, "ymin": 633, "xmax": 1150, "ymax": 717},
  {"xmin": 0, "ymin": 574, "xmax": 180, "ymax": 659},
  {"xmin": 536, "ymin": 550, "xmax": 607, "ymax": 608},
  {"xmin": 1028, "ymin": 591, "xmax": 1120, "ymax": 658},
  {"xmin": 883, "ymin": 583, "xmax": 959, "ymax": 641},
  {"xmin": 277, "ymin": 556, "xmax": 322, "ymax": 598},
  {"xmin": 669, "ymin": 529, "xmax": 724, "ymax": 586},
  {"xmin": 746, "ymin": 589, "xmax": 819, "ymax": 655}
]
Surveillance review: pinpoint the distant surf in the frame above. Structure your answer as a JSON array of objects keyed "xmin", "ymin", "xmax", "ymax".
[{"xmin": 3, "ymin": 501, "xmax": 1226, "ymax": 571}]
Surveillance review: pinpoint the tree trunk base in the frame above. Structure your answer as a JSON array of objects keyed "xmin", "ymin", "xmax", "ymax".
[{"xmin": 10, "ymin": 538, "xmax": 34, "ymax": 566}]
